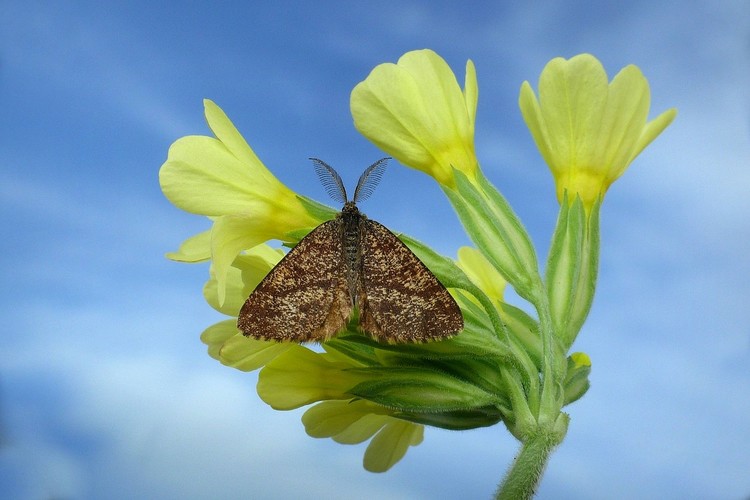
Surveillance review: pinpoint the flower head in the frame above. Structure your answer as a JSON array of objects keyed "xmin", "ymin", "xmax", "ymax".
[
  {"xmin": 351, "ymin": 49, "xmax": 478, "ymax": 188},
  {"xmin": 519, "ymin": 54, "xmax": 677, "ymax": 208},
  {"xmin": 159, "ymin": 99, "xmax": 322, "ymax": 303}
]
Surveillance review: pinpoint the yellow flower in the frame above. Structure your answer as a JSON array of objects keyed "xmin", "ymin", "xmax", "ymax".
[
  {"xmin": 159, "ymin": 99, "xmax": 320, "ymax": 303},
  {"xmin": 351, "ymin": 49, "xmax": 478, "ymax": 188},
  {"xmin": 302, "ymin": 399, "xmax": 424, "ymax": 472},
  {"xmin": 519, "ymin": 54, "xmax": 677, "ymax": 208}
]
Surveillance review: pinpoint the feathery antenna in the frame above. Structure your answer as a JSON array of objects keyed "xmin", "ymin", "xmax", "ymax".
[
  {"xmin": 310, "ymin": 158, "xmax": 348, "ymax": 204},
  {"xmin": 353, "ymin": 158, "xmax": 390, "ymax": 203}
]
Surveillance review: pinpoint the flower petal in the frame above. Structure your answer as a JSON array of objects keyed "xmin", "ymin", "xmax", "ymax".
[
  {"xmin": 165, "ymin": 230, "xmax": 212, "ymax": 262},
  {"xmin": 257, "ymin": 346, "xmax": 363, "ymax": 410},
  {"xmin": 210, "ymin": 214, "xmax": 276, "ymax": 305},
  {"xmin": 464, "ymin": 60, "xmax": 478, "ymax": 134},
  {"xmin": 200, "ymin": 320, "xmax": 292, "ymax": 371},
  {"xmin": 456, "ymin": 246, "xmax": 506, "ymax": 303},
  {"xmin": 203, "ymin": 259, "xmax": 247, "ymax": 315},
  {"xmin": 302, "ymin": 399, "xmax": 391, "ymax": 442},
  {"xmin": 363, "ymin": 420, "xmax": 424, "ymax": 472},
  {"xmin": 538, "ymin": 54, "xmax": 609, "ymax": 176},
  {"xmin": 204, "ymin": 241, "xmax": 283, "ymax": 312},
  {"xmin": 203, "ymin": 99, "xmax": 277, "ymax": 187},
  {"xmin": 200, "ymin": 320, "xmax": 239, "ymax": 360},
  {"xmin": 219, "ymin": 334, "xmax": 293, "ymax": 372},
  {"xmin": 631, "ymin": 107, "xmax": 678, "ymax": 165},
  {"xmin": 160, "ymin": 135, "xmax": 268, "ymax": 216},
  {"xmin": 598, "ymin": 65, "xmax": 650, "ymax": 182}
]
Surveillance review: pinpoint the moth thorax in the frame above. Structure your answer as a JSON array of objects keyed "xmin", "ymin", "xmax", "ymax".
[{"xmin": 340, "ymin": 202, "xmax": 364, "ymax": 293}]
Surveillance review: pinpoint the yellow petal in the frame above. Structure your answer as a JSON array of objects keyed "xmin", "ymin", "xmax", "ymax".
[
  {"xmin": 597, "ymin": 65, "xmax": 650, "ymax": 183},
  {"xmin": 631, "ymin": 107, "xmax": 678, "ymax": 165},
  {"xmin": 204, "ymin": 241, "xmax": 283, "ymax": 311},
  {"xmin": 160, "ymin": 101, "xmax": 319, "ymax": 267},
  {"xmin": 363, "ymin": 420, "xmax": 424, "ymax": 472},
  {"xmin": 257, "ymin": 346, "xmax": 363, "ymax": 410},
  {"xmin": 200, "ymin": 320, "xmax": 239, "ymax": 361},
  {"xmin": 303, "ymin": 399, "xmax": 392, "ymax": 442},
  {"xmin": 210, "ymin": 214, "xmax": 273, "ymax": 305},
  {"xmin": 165, "ymin": 230, "xmax": 211, "ymax": 262},
  {"xmin": 456, "ymin": 246, "xmax": 506, "ymax": 303},
  {"xmin": 200, "ymin": 320, "xmax": 292, "ymax": 372},
  {"xmin": 334, "ymin": 414, "xmax": 391, "ymax": 445},
  {"xmin": 218, "ymin": 334, "xmax": 293, "ymax": 372},
  {"xmin": 464, "ymin": 60, "xmax": 478, "ymax": 134},
  {"xmin": 537, "ymin": 55, "xmax": 609, "ymax": 178},
  {"xmin": 203, "ymin": 99, "xmax": 277, "ymax": 187}
]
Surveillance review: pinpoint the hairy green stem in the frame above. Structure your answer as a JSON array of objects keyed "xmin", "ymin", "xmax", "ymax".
[{"xmin": 495, "ymin": 431, "xmax": 558, "ymax": 500}]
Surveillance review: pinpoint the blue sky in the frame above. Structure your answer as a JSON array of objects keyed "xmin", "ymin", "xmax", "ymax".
[{"xmin": 1, "ymin": 1, "xmax": 749, "ymax": 498}]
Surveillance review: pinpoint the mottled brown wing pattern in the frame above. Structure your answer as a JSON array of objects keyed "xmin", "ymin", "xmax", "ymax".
[
  {"xmin": 237, "ymin": 220, "xmax": 352, "ymax": 342},
  {"xmin": 358, "ymin": 220, "xmax": 464, "ymax": 343}
]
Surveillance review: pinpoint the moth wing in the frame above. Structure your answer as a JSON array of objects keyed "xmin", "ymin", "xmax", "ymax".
[
  {"xmin": 238, "ymin": 219, "xmax": 352, "ymax": 342},
  {"xmin": 358, "ymin": 220, "xmax": 463, "ymax": 343}
]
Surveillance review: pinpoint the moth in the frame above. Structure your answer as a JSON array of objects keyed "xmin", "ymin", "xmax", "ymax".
[{"xmin": 237, "ymin": 158, "xmax": 463, "ymax": 343}]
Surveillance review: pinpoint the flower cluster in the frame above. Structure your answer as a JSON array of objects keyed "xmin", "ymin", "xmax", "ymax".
[{"xmin": 160, "ymin": 49, "xmax": 675, "ymax": 495}]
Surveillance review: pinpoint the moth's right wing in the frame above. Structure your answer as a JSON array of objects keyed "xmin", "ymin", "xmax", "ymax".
[{"xmin": 358, "ymin": 219, "xmax": 463, "ymax": 343}]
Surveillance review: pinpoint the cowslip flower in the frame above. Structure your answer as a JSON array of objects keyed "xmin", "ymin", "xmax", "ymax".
[
  {"xmin": 351, "ymin": 49, "xmax": 478, "ymax": 188},
  {"xmin": 159, "ymin": 99, "xmax": 322, "ymax": 303},
  {"xmin": 519, "ymin": 54, "xmax": 677, "ymax": 209}
]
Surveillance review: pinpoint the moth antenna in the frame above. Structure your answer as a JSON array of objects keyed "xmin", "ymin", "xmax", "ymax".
[
  {"xmin": 310, "ymin": 158, "xmax": 348, "ymax": 204},
  {"xmin": 353, "ymin": 158, "xmax": 390, "ymax": 203}
]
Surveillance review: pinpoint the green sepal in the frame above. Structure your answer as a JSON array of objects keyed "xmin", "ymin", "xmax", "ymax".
[
  {"xmin": 348, "ymin": 366, "xmax": 499, "ymax": 412},
  {"xmin": 444, "ymin": 168, "xmax": 540, "ymax": 303},
  {"xmin": 545, "ymin": 194, "xmax": 601, "ymax": 348},
  {"xmin": 432, "ymin": 357, "xmax": 512, "ymax": 408},
  {"xmin": 395, "ymin": 406, "xmax": 504, "ymax": 431},
  {"xmin": 399, "ymin": 234, "xmax": 476, "ymax": 291},
  {"xmin": 297, "ymin": 193, "xmax": 338, "ymax": 222},
  {"xmin": 563, "ymin": 352, "xmax": 591, "ymax": 405},
  {"xmin": 280, "ymin": 194, "xmax": 339, "ymax": 243},
  {"xmin": 333, "ymin": 321, "xmax": 510, "ymax": 361},
  {"xmin": 498, "ymin": 302, "xmax": 542, "ymax": 368},
  {"xmin": 324, "ymin": 330, "xmax": 384, "ymax": 367},
  {"xmin": 283, "ymin": 227, "xmax": 315, "ymax": 244}
]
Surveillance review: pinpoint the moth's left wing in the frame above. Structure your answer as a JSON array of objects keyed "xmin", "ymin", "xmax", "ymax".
[{"xmin": 237, "ymin": 219, "xmax": 352, "ymax": 342}]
